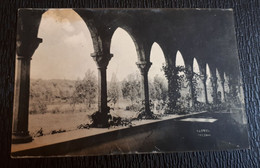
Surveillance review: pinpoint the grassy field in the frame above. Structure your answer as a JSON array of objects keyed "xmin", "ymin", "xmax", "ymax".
[
  {"xmin": 28, "ymin": 98, "xmax": 168, "ymax": 137},
  {"xmin": 29, "ymin": 111, "xmax": 93, "ymax": 137},
  {"xmin": 29, "ymin": 100, "xmax": 138, "ymax": 137}
]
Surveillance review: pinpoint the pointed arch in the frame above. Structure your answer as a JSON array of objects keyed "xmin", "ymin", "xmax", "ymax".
[
  {"xmin": 193, "ymin": 58, "xmax": 200, "ymax": 74},
  {"xmin": 29, "ymin": 9, "xmax": 99, "ymax": 136},
  {"xmin": 149, "ymin": 42, "xmax": 168, "ymax": 114},
  {"xmin": 149, "ymin": 42, "xmax": 167, "ymax": 80},
  {"xmin": 175, "ymin": 50, "xmax": 191, "ymax": 106},
  {"xmin": 108, "ymin": 27, "xmax": 139, "ymax": 82},
  {"xmin": 224, "ymin": 72, "xmax": 229, "ymax": 93},
  {"xmin": 206, "ymin": 63, "xmax": 213, "ymax": 103},
  {"xmin": 176, "ymin": 50, "xmax": 185, "ymax": 67},
  {"xmin": 34, "ymin": 8, "xmax": 96, "ymax": 80},
  {"xmin": 110, "ymin": 27, "xmax": 146, "ymax": 61},
  {"xmin": 216, "ymin": 68, "xmax": 224, "ymax": 102},
  {"xmin": 193, "ymin": 58, "xmax": 204, "ymax": 102}
]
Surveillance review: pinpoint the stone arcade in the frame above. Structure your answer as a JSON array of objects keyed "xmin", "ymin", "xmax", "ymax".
[{"xmin": 12, "ymin": 9, "xmax": 241, "ymax": 143}]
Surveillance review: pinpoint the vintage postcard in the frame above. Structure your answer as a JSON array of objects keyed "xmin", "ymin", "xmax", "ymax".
[{"xmin": 11, "ymin": 8, "xmax": 249, "ymax": 157}]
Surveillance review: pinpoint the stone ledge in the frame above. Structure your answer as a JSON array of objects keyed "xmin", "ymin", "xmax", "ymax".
[{"xmin": 11, "ymin": 111, "xmax": 207, "ymax": 157}]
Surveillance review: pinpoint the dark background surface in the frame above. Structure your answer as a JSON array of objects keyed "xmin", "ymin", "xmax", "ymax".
[{"xmin": 0, "ymin": 0, "xmax": 259, "ymax": 167}]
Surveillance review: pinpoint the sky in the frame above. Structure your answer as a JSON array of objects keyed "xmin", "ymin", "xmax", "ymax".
[{"xmin": 30, "ymin": 9, "xmax": 190, "ymax": 82}]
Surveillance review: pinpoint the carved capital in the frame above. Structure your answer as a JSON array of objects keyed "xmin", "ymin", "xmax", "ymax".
[
  {"xmin": 210, "ymin": 76, "xmax": 218, "ymax": 84},
  {"xmin": 221, "ymin": 79, "xmax": 225, "ymax": 85},
  {"xmin": 201, "ymin": 74, "xmax": 207, "ymax": 82},
  {"xmin": 136, "ymin": 61, "xmax": 152, "ymax": 75},
  {"xmin": 91, "ymin": 52, "xmax": 113, "ymax": 69},
  {"xmin": 185, "ymin": 69, "xmax": 194, "ymax": 79},
  {"xmin": 16, "ymin": 38, "xmax": 42, "ymax": 59}
]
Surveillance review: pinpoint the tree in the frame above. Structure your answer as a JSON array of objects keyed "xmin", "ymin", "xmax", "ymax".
[
  {"xmin": 152, "ymin": 75, "xmax": 168, "ymax": 102},
  {"xmin": 121, "ymin": 73, "xmax": 142, "ymax": 106},
  {"xmin": 71, "ymin": 70, "xmax": 97, "ymax": 108},
  {"xmin": 108, "ymin": 73, "xmax": 120, "ymax": 107}
]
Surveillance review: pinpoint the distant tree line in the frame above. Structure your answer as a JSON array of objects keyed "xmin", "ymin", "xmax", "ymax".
[{"xmin": 29, "ymin": 69, "xmax": 169, "ymax": 114}]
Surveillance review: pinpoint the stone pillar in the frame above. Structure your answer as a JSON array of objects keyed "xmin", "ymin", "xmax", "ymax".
[
  {"xmin": 12, "ymin": 38, "xmax": 42, "ymax": 144},
  {"xmin": 211, "ymin": 74, "xmax": 218, "ymax": 104},
  {"xmin": 91, "ymin": 52, "xmax": 113, "ymax": 127},
  {"xmin": 12, "ymin": 57, "xmax": 32, "ymax": 143},
  {"xmin": 202, "ymin": 74, "xmax": 209, "ymax": 104},
  {"xmin": 12, "ymin": 10, "xmax": 45, "ymax": 143},
  {"xmin": 136, "ymin": 61, "xmax": 152, "ymax": 117}
]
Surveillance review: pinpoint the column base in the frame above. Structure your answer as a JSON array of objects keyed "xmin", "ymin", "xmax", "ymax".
[
  {"xmin": 91, "ymin": 111, "xmax": 110, "ymax": 128},
  {"xmin": 12, "ymin": 132, "xmax": 33, "ymax": 144}
]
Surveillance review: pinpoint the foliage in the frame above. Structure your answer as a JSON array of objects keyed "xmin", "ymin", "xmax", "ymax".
[
  {"xmin": 29, "ymin": 78, "xmax": 76, "ymax": 114},
  {"xmin": 152, "ymin": 75, "xmax": 168, "ymax": 102},
  {"xmin": 135, "ymin": 100, "xmax": 158, "ymax": 119},
  {"xmin": 162, "ymin": 65, "xmax": 186, "ymax": 113},
  {"xmin": 121, "ymin": 73, "xmax": 142, "ymax": 105},
  {"xmin": 51, "ymin": 129, "xmax": 66, "ymax": 134},
  {"xmin": 108, "ymin": 73, "xmax": 120, "ymax": 106},
  {"xmin": 29, "ymin": 99, "xmax": 47, "ymax": 114},
  {"xmin": 71, "ymin": 70, "xmax": 98, "ymax": 108},
  {"xmin": 162, "ymin": 64, "xmax": 207, "ymax": 114},
  {"xmin": 191, "ymin": 71, "xmax": 203, "ymax": 103}
]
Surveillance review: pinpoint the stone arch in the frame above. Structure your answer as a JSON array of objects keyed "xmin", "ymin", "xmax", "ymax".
[
  {"xmin": 30, "ymin": 9, "xmax": 100, "ymax": 133},
  {"xmin": 193, "ymin": 57, "xmax": 204, "ymax": 102},
  {"xmin": 33, "ymin": 9, "xmax": 96, "ymax": 79},
  {"xmin": 110, "ymin": 27, "xmax": 141, "ymax": 61},
  {"xmin": 206, "ymin": 63, "xmax": 213, "ymax": 103},
  {"xmin": 175, "ymin": 50, "xmax": 191, "ymax": 107},
  {"xmin": 40, "ymin": 9, "xmax": 100, "ymax": 54},
  {"xmin": 149, "ymin": 42, "xmax": 168, "ymax": 78},
  {"xmin": 224, "ymin": 72, "xmax": 230, "ymax": 93},
  {"xmin": 148, "ymin": 42, "xmax": 168, "ymax": 65},
  {"xmin": 216, "ymin": 68, "xmax": 224, "ymax": 102},
  {"xmin": 175, "ymin": 50, "xmax": 185, "ymax": 67},
  {"xmin": 110, "ymin": 25, "xmax": 153, "ymax": 63},
  {"xmin": 108, "ymin": 27, "xmax": 140, "ymax": 84},
  {"xmin": 193, "ymin": 57, "xmax": 200, "ymax": 74},
  {"xmin": 149, "ymin": 42, "xmax": 168, "ymax": 114},
  {"xmin": 13, "ymin": 9, "xmax": 103, "ymax": 143}
]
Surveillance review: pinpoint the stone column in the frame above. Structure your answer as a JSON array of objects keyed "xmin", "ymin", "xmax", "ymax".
[
  {"xmin": 12, "ymin": 38, "xmax": 42, "ymax": 144},
  {"xmin": 12, "ymin": 57, "xmax": 32, "ymax": 143},
  {"xmin": 211, "ymin": 75, "xmax": 218, "ymax": 104},
  {"xmin": 91, "ymin": 52, "xmax": 113, "ymax": 127},
  {"xmin": 136, "ymin": 61, "xmax": 152, "ymax": 117}
]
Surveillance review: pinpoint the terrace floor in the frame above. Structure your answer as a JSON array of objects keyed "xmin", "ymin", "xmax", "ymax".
[{"xmin": 11, "ymin": 110, "xmax": 249, "ymax": 157}]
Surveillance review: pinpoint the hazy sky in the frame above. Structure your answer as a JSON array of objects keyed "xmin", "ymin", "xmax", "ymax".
[{"xmin": 30, "ymin": 9, "xmax": 193, "ymax": 82}]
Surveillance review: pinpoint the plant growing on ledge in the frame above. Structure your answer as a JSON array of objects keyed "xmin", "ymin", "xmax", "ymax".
[{"xmin": 131, "ymin": 99, "xmax": 157, "ymax": 120}]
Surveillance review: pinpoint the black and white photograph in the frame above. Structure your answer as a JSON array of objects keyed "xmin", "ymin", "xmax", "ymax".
[{"xmin": 11, "ymin": 8, "xmax": 249, "ymax": 157}]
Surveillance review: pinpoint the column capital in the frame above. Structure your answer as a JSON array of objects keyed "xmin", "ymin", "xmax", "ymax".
[
  {"xmin": 136, "ymin": 61, "xmax": 152, "ymax": 75},
  {"xmin": 221, "ymin": 79, "xmax": 225, "ymax": 85},
  {"xmin": 91, "ymin": 52, "xmax": 113, "ymax": 69},
  {"xmin": 185, "ymin": 70, "xmax": 194, "ymax": 79},
  {"xmin": 201, "ymin": 74, "xmax": 207, "ymax": 82},
  {"xmin": 16, "ymin": 38, "xmax": 42, "ymax": 59},
  {"xmin": 210, "ymin": 76, "xmax": 218, "ymax": 83}
]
